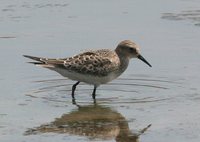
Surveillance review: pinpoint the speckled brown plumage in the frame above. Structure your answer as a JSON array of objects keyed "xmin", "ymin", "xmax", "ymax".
[{"xmin": 23, "ymin": 40, "xmax": 152, "ymax": 100}]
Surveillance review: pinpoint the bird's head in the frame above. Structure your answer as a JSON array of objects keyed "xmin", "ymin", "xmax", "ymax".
[{"xmin": 115, "ymin": 40, "xmax": 152, "ymax": 67}]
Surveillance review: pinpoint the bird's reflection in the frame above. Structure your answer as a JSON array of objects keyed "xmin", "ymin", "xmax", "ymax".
[{"xmin": 25, "ymin": 103, "xmax": 151, "ymax": 142}]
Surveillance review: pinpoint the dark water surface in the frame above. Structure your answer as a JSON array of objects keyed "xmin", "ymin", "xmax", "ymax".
[{"xmin": 1, "ymin": 0, "xmax": 200, "ymax": 142}]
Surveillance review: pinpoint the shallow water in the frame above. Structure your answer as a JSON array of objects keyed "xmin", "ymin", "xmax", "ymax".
[{"xmin": 1, "ymin": 0, "xmax": 200, "ymax": 142}]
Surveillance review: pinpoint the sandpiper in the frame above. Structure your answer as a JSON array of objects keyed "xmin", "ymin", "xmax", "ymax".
[{"xmin": 24, "ymin": 40, "xmax": 151, "ymax": 100}]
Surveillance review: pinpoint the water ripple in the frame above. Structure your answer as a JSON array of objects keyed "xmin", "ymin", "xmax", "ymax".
[{"xmin": 25, "ymin": 74, "xmax": 184, "ymax": 105}]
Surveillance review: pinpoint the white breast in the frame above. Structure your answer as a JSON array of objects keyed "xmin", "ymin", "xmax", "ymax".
[{"xmin": 53, "ymin": 67, "xmax": 121, "ymax": 86}]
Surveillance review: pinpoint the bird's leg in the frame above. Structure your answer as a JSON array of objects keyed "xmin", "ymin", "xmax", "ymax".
[
  {"xmin": 92, "ymin": 85, "xmax": 97, "ymax": 100},
  {"xmin": 72, "ymin": 99, "xmax": 81, "ymax": 107},
  {"xmin": 71, "ymin": 81, "xmax": 80, "ymax": 100}
]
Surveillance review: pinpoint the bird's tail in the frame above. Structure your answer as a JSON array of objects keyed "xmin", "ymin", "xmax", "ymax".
[
  {"xmin": 23, "ymin": 55, "xmax": 65, "ymax": 69},
  {"xmin": 23, "ymin": 55, "xmax": 45, "ymax": 65}
]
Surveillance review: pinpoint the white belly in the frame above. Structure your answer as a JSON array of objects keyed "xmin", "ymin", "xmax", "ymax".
[{"xmin": 54, "ymin": 68, "xmax": 121, "ymax": 86}]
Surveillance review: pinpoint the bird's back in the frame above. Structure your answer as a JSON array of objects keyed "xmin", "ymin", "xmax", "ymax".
[{"xmin": 63, "ymin": 49, "xmax": 120, "ymax": 77}]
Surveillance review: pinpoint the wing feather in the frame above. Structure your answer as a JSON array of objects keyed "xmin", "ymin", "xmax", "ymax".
[
  {"xmin": 24, "ymin": 49, "xmax": 119, "ymax": 76},
  {"xmin": 63, "ymin": 51, "xmax": 119, "ymax": 76}
]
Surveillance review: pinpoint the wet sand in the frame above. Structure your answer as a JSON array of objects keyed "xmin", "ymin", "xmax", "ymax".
[{"xmin": 1, "ymin": 0, "xmax": 200, "ymax": 142}]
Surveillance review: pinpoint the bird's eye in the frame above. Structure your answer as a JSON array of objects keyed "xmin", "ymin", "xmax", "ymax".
[{"xmin": 129, "ymin": 48, "xmax": 135, "ymax": 52}]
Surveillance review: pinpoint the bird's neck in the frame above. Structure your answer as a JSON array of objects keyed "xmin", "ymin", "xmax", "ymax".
[
  {"xmin": 117, "ymin": 54, "xmax": 130, "ymax": 73},
  {"xmin": 114, "ymin": 49, "xmax": 130, "ymax": 75}
]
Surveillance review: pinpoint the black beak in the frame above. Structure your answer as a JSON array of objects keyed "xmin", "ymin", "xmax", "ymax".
[{"xmin": 137, "ymin": 54, "xmax": 152, "ymax": 67}]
